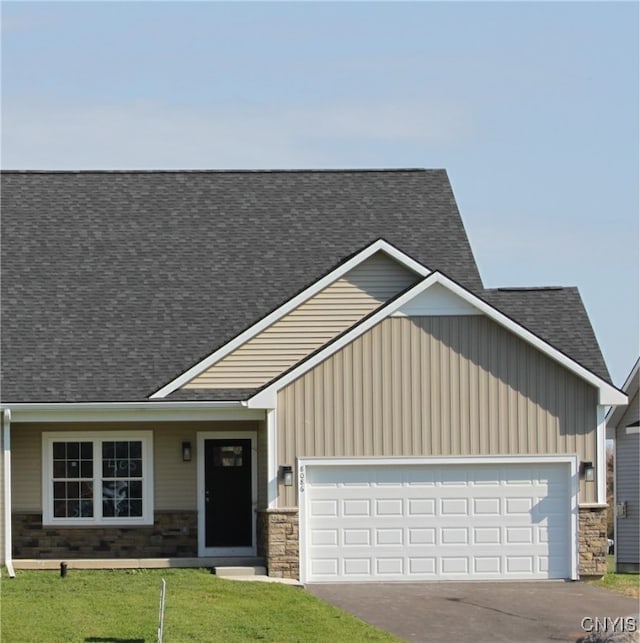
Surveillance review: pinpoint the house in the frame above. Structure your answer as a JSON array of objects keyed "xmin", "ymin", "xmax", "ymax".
[
  {"xmin": 606, "ymin": 358, "xmax": 639, "ymax": 573},
  {"xmin": 0, "ymin": 169, "xmax": 627, "ymax": 582}
]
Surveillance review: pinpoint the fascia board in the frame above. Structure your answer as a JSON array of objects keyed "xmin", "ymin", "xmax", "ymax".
[
  {"xmin": 150, "ymin": 239, "xmax": 430, "ymax": 399},
  {"xmin": 605, "ymin": 357, "xmax": 639, "ymax": 426},
  {"xmin": 249, "ymin": 272, "xmax": 626, "ymax": 408},
  {"xmin": 3, "ymin": 402, "xmax": 265, "ymax": 423}
]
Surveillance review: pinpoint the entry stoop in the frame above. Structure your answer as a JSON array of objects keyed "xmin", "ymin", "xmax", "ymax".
[{"xmin": 214, "ymin": 565, "xmax": 267, "ymax": 577}]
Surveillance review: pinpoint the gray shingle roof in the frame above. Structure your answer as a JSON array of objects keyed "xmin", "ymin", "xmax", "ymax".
[
  {"xmin": 0, "ymin": 169, "xmax": 610, "ymax": 402},
  {"xmin": 482, "ymin": 287, "xmax": 610, "ymax": 382}
]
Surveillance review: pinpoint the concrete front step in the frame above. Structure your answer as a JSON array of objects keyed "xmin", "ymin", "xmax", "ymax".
[
  {"xmin": 214, "ymin": 565, "xmax": 267, "ymax": 577},
  {"xmin": 13, "ymin": 556, "xmax": 266, "ymax": 571}
]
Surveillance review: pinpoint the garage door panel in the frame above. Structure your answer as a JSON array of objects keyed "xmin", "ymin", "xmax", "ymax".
[
  {"xmin": 310, "ymin": 500, "xmax": 338, "ymax": 521},
  {"xmin": 304, "ymin": 461, "xmax": 573, "ymax": 582},
  {"xmin": 473, "ymin": 497, "xmax": 501, "ymax": 515},
  {"xmin": 440, "ymin": 498, "xmax": 469, "ymax": 515},
  {"xmin": 343, "ymin": 498, "xmax": 370, "ymax": 516},
  {"xmin": 409, "ymin": 527, "xmax": 436, "ymax": 544},
  {"xmin": 441, "ymin": 527, "xmax": 468, "ymax": 544},
  {"xmin": 311, "ymin": 558, "xmax": 339, "ymax": 576},
  {"xmin": 408, "ymin": 557, "xmax": 437, "ymax": 574},
  {"xmin": 473, "ymin": 527, "xmax": 501, "ymax": 544},
  {"xmin": 441, "ymin": 557, "xmax": 469, "ymax": 574},
  {"xmin": 344, "ymin": 558, "xmax": 370, "ymax": 575},
  {"xmin": 408, "ymin": 498, "xmax": 436, "ymax": 515},
  {"xmin": 311, "ymin": 528, "xmax": 339, "ymax": 546},
  {"xmin": 377, "ymin": 557, "xmax": 404, "ymax": 574}
]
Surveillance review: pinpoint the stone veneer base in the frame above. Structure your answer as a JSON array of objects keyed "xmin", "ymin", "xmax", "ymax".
[
  {"xmin": 578, "ymin": 506, "xmax": 608, "ymax": 578},
  {"xmin": 259, "ymin": 506, "xmax": 608, "ymax": 581},
  {"xmin": 12, "ymin": 511, "xmax": 198, "ymax": 559},
  {"xmin": 12, "ymin": 506, "xmax": 608, "ymax": 580},
  {"xmin": 258, "ymin": 508, "xmax": 299, "ymax": 580}
]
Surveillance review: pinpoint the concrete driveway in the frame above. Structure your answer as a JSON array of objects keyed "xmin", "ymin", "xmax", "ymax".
[{"xmin": 307, "ymin": 581, "xmax": 638, "ymax": 642}]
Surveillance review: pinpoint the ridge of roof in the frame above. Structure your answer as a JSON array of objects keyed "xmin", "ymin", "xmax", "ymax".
[
  {"xmin": 0, "ymin": 167, "xmax": 436, "ymax": 175},
  {"xmin": 492, "ymin": 286, "xmax": 565, "ymax": 292}
]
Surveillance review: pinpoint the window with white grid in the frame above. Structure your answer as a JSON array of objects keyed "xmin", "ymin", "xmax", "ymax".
[{"xmin": 43, "ymin": 432, "xmax": 153, "ymax": 526}]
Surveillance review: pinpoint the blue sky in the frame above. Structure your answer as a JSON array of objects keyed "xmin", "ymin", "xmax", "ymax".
[{"xmin": 2, "ymin": 1, "xmax": 638, "ymax": 386}]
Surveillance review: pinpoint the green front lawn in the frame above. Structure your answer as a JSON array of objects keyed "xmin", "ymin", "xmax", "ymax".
[
  {"xmin": 0, "ymin": 568, "xmax": 400, "ymax": 642},
  {"xmin": 587, "ymin": 556, "xmax": 640, "ymax": 599}
]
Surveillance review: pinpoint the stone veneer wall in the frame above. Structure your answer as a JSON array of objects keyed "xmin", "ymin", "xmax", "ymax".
[
  {"xmin": 258, "ymin": 508, "xmax": 299, "ymax": 579},
  {"xmin": 12, "ymin": 511, "xmax": 197, "ymax": 559},
  {"xmin": 579, "ymin": 506, "xmax": 608, "ymax": 577}
]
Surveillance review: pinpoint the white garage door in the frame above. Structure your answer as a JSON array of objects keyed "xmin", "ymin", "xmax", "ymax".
[{"xmin": 301, "ymin": 460, "xmax": 575, "ymax": 582}]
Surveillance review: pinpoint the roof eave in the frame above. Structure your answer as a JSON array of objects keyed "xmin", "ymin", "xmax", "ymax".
[{"xmin": 2, "ymin": 401, "xmax": 264, "ymax": 423}]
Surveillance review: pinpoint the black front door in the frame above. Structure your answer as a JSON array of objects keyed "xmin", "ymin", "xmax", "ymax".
[{"xmin": 204, "ymin": 438, "xmax": 253, "ymax": 548}]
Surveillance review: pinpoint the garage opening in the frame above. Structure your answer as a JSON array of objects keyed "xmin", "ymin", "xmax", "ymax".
[{"xmin": 300, "ymin": 458, "xmax": 577, "ymax": 583}]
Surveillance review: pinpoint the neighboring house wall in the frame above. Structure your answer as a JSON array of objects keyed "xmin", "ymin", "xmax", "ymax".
[
  {"xmin": 10, "ymin": 420, "xmax": 266, "ymax": 558},
  {"xmin": 184, "ymin": 252, "xmax": 418, "ymax": 389},
  {"xmin": 277, "ymin": 315, "xmax": 599, "ymax": 506},
  {"xmin": 616, "ymin": 385, "xmax": 639, "ymax": 571}
]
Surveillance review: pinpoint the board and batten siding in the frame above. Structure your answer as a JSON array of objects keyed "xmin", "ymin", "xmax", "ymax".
[
  {"xmin": 183, "ymin": 251, "xmax": 418, "ymax": 389},
  {"xmin": 10, "ymin": 421, "xmax": 265, "ymax": 513},
  {"xmin": 277, "ymin": 315, "xmax": 598, "ymax": 506}
]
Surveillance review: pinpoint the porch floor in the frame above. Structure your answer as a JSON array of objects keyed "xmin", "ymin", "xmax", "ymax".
[{"xmin": 12, "ymin": 557, "xmax": 265, "ymax": 570}]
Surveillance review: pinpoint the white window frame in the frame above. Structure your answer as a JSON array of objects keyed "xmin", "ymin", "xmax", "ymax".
[{"xmin": 42, "ymin": 431, "xmax": 154, "ymax": 526}]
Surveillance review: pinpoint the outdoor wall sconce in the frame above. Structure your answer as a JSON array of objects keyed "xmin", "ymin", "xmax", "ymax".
[
  {"xmin": 182, "ymin": 441, "xmax": 192, "ymax": 462},
  {"xmin": 581, "ymin": 461, "xmax": 594, "ymax": 482},
  {"xmin": 280, "ymin": 465, "xmax": 293, "ymax": 487}
]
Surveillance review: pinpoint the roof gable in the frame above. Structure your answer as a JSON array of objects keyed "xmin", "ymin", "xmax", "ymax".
[
  {"xmin": 153, "ymin": 242, "xmax": 424, "ymax": 397},
  {"xmin": 248, "ymin": 272, "xmax": 626, "ymax": 408}
]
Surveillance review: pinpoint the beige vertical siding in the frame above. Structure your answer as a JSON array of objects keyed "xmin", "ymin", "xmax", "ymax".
[
  {"xmin": 278, "ymin": 315, "xmax": 599, "ymax": 505},
  {"xmin": 11, "ymin": 421, "xmax": 264, "ymax": 513},
  {"xmin": 183, "ymin": 252, "xmax": 418, "ymax": 389}
]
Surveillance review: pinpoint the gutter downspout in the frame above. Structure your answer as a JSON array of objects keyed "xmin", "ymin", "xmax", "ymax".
[{"xmin": 3, "ymin": 409, "xmax": 15, "ymax": 577}]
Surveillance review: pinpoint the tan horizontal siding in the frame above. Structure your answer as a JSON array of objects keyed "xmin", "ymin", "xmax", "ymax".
[
  {"xmin": 184, "ymin": 252, "xmax": 418, "ymax": 389},
  {"xmin": 277, "ymin": 315, "xmax": 599, "ymax": 505},
  {"xmin": 11, "ymin": 420, "xmax": 263, "ymax": 513}
]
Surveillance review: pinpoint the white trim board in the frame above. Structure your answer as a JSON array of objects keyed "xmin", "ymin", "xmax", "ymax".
[
  {"xmin": 605, "ymin": 357, "xmax": 639, "ymax": 428},
  {"xmin": 150, "ymin": 240, "xmax": 430, "ymax": 399},
  {"xmin": 3, "ymin": 410, "xmax": 14, "ymax": 576},
  {"xmin": 249, "ymin": 272, "xmax": 626, "ymax": 408},
  {"xmin": 4, "ymin": 402, "xmax": 264, "ymax": 424}
]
